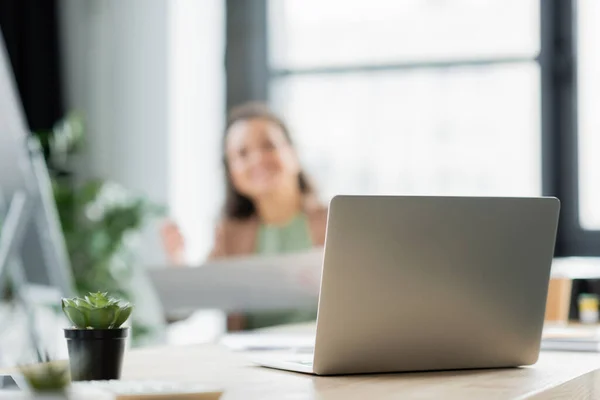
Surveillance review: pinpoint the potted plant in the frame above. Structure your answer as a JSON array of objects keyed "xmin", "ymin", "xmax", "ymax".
[
  {"xmin": 61, "ymin": 292, "xmax": 132, "ymax": 381},
  {"xmin": 15, "ymin": 362, "xmax": 113, "ymax": 399},
  {"xmin": 18, "ymin": 362, "xmax": 70, "ymax": 399}
]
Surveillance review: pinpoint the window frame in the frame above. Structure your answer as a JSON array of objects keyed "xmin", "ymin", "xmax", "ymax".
[{"xmin": 225, "ymin": 0, "xmax": 600, "ymax": 256}]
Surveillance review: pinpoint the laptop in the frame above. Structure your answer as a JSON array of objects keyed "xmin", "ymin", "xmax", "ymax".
[{"xmin": 253, "ymin": 195, "xmax": 560, "ymax": 375}]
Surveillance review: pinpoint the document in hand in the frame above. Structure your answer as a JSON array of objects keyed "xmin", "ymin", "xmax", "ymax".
[{"xmin": 148, "ymin": 249, "xmax": 323, "ymax": 313}]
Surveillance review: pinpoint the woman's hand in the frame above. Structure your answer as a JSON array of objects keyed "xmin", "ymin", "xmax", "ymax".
[{"xmin": 160, "ymin": 219, "xmax": 186, "ymax": 266}]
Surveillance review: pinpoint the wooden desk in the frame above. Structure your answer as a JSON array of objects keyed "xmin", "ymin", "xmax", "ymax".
[
  {"xmin": 117, "ymin": 323, "xmax": 600, "ymax": 399},
  {"xmin": 120, "ymin": 345, "xmax": 600, "ymax": 399},
  {"xmin": 4, "ymin": 324, "xmax": 599, "ymax": 399}
]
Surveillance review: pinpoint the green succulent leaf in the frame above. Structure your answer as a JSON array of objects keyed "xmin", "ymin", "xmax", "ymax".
[
  {"xmin": 107, "ymin": 298, "xmax": 119, "ymax": 306},
  {"xmin": 113, "ymin": 304, "xmax": 133, "ymax": 328},
  {"xmin": 61, "ymin": 292, "xmax": 133, "ymax": 329},
  {"xmin": 87, "ymin": 306, "xmax": 116, "ymax": 329},
  {"xmin": 88, "ymin": 292, "xmax": 112, "ymax": 307},
  {"xmin": 61, "ymin": 298, "xmax": 77, "ymax": 309},
  {"xmin": 63, "ymin": 306, "xmax": 88, "ymax": 328},
  {"xmin": 74, "ymin": 298, "xmax": 93, "ymax": 309}
]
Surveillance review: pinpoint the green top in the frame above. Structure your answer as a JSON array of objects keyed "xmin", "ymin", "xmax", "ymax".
[
  {"xmin": 244, "ymin": 212, "xmax": 317, "ymax": 330},
  {"xmin": 256, "ymin": 212, "xmax": 313, "ymax": 255}
]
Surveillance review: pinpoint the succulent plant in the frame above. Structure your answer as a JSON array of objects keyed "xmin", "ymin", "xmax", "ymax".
[
  {"xmin": 19, "ymin": 362, "xmax": 70, "ymax": 393},
  {"xmin": 62, "ymin": 292, "xmax": 133, "ymax": 329}
]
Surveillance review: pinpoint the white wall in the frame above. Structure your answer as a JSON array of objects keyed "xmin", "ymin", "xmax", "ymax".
[
  {"xmin": 59, "ymin": 0, "xmax": 169, "ymax": 264},
  {"xmin": 169, "ymin": 0, "xmax": 225, "ymax": 264},
  {"xmin": 59, "ymin": 0, "xmax": 225, "ymax": 264},
  {"xmin": 60, "ymin": 0, "xmax": 169, "ymax": 200}
]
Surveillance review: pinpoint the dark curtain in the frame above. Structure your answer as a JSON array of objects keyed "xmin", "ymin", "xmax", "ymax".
[{"xmin": 0, "ymin": 0, "xmax": 64, "ymax": 131}]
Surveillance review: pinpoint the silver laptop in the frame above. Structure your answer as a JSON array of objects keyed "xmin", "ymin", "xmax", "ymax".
[{"xmin": 254, "ymin": 195, "xmax": 560, "ymax": 375}]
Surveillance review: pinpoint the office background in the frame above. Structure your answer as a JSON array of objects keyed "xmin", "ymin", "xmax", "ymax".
[
  {"xmin": 227, "ymin": 0, "xmax": 599, "ymax": 259},
  {"xmin": 1, "ymin": 0, "xmax": 597, "ymax": 263},
  {"xmin": 0, "ymin": 0, "xmax": 598, "ymax": 356}
]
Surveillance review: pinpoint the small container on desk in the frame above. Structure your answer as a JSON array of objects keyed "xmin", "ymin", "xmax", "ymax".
[{"xmin": 578, "ymin": 293, "xmax": 599, "ymax": 324}]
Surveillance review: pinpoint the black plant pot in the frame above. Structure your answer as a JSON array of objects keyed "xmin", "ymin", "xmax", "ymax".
[{"xmin": 64, "ymin": 328, "xmax": 128, "ymax": 381}]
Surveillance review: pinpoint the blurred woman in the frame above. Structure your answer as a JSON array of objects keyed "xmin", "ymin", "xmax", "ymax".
[{"xmin": 162, "ymin": 102, "xmax": 326, "ymax": 329}]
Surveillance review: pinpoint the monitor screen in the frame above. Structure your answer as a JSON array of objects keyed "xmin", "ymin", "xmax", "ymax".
[{"xmin": 0, "ymin": 31, "xmax": 74, "ymax": 296}]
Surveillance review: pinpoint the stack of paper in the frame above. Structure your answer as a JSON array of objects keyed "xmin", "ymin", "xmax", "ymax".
[
  {"xmin": 541, "ymin": 325, "xmax": 600, "ymax": 352},
  {"xmin": 219, "ymin": 332, "xmax": 315, "ymax": 352}
]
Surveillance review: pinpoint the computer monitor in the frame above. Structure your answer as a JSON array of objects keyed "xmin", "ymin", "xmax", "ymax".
[{"xmin": 0, "ymin": 30, "xmax": 74, "ymax": 297}]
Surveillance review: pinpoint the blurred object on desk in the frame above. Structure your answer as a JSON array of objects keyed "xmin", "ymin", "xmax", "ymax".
[
  {"xmin": 545, "ymin": 278, "xmax": 573, "ymax": 323},
  {"xmin": 219, "ymin": 331, "xmax": 314, "ymax": 352},
  {"xmin": 545, "ymin": 257, "xmax": 600, "ymax": 324},
  {"xmin": 542, "ymin": 323, "xmax": 600, "ymax": 352},
  {"xmin": 578, "ymin": 293, "xmax": 599, "ymax": 324}
]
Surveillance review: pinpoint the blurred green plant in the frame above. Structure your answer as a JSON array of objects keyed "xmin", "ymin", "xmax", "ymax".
[
  {"xmin": 62, "ymin": 292, "xmax": 133, "ymax": 329},
  {"xmin": 19, "ymin": 361, "xmax": 70, "ymax": 394},
  {"xmin": 30, "ymin": 112, "xmax": 164, "ymax": 343},
  {"xmin": 53, "ymin": 177, "xmax": 163, "ymax": 300}
]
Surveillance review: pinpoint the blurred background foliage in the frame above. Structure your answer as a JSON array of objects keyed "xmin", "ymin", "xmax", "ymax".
[{"xmin": 32, "ymin": 112, "xmax": 164, "ymax": 343}]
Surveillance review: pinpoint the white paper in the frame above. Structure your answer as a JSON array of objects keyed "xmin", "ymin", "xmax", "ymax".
[
  {"xmin": 147, "ymin": 249, "xmax": 323, "ymax": 313},
  {"xmin": 219, "ymin": 332, "xmax": 315, "ymax": 352}
]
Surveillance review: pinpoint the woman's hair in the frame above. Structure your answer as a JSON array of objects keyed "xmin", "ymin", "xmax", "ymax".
[{"xmin": 222, "ymin": 102, "xmax": 316, "ymax": 220}]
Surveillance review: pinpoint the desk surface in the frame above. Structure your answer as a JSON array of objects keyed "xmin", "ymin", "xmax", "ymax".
[{"xmin": 117, "ymin": 324, "xmax": 600, "ymax": 400}]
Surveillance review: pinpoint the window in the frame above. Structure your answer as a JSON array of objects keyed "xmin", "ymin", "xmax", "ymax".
[
  {"xmin": 578, "ymin": 0, "xmax": 600, "ymax": 230},
  {"xmin": 269, "ymin": 0, "xmax": 541, "ymax": 198},
  {"xmin": 226, "ymin": 0, "xmax": 600, "ymax": 255},
  {"xmin": 269, "ymin": 0, "xmax": 539, "ymax": 68},
  {"xmin": 272, "ymin": 65, "xmax": 540, "ymax": 198}
]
